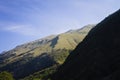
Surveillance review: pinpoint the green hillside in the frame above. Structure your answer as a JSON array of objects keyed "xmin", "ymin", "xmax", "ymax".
[{"xmin": 0, "ymin": 24, "xmax": 95, "ymax": 79}]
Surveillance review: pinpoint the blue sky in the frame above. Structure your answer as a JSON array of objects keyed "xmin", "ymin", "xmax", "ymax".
[{"xmin": 0, "ymin": 0, "xmax": 120, "ymax": 53}]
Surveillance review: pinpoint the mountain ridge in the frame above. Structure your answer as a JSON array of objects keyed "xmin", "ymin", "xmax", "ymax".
[
  {"xmin": 0, "ymin": 24, "xmax": 95, "ymax": 79},
  {"xmin": 51, "ymin": 9, "xmax": 120, "ymax": 80}
]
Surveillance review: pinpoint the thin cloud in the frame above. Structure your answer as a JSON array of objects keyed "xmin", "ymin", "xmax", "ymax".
[
  {"xmin": 0, "ymin": 0, "xmax": 119, "ymax": 35},
  {"xmin": 3, "ymin": 25, "xmax": 41, "ymax": 36}
]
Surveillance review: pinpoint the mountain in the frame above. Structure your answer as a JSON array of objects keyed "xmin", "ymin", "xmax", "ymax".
[
  {"xmin": 0, "ymin": 24, "xmax": 94, "ymax": 79},
  {"xmin": 51, "ymin": 9, "xmax": 120, "ymax": 80}
]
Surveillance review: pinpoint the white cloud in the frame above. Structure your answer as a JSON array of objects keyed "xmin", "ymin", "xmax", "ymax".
[{"xmin": 3, "ymin": 25, "xmax": 41, "ymax": 36}]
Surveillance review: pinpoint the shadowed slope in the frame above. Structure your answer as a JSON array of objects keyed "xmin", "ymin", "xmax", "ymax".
[
  {"xmin": 0, "ymin": 25, "xmax": 94, "ymax": 79},
  {"xmin": 52, "ymin": 9, "xmax": 120, "ymax": 80}
]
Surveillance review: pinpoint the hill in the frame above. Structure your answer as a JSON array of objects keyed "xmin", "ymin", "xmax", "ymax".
[
  {"xmin": 0, "ymin": 24, "xmax": 94, "ymax": 79},
  {"xmin": 51, "ymin": 9, "xmax": 120, "ymax": 80}
]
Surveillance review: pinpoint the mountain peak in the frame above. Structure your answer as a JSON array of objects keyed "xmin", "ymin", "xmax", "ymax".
[{"xmin": 65, "ymin": 24, "xmax": 96, "ymax": 34}]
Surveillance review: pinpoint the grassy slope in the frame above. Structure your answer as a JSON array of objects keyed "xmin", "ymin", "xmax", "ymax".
[{"xmin": 0, "ymin": 25, "xmax": 94, "ymax": 79}]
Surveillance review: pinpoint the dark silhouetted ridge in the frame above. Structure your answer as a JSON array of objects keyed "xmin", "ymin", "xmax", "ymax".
[{"xmin": 51, "ymin": 9, "xmax": 120, "ymax": 80}]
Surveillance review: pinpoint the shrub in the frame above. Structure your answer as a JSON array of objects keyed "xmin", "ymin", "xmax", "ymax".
[{"xmin": 0, "ymin": 71, "xmax": 14, "ymax": 80}]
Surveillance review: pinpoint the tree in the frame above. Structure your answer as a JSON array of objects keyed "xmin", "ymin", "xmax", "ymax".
[{"xmin": 0, "ymin": 71, "xmax": 14, "ymax": 80}]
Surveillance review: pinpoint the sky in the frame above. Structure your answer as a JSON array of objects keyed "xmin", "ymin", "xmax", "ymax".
[{"xmin": 0, "ymin": 0, "xmax": 120, "ymax": 53}]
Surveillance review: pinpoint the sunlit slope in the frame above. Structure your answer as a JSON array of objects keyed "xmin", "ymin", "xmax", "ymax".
[{"xmin": 0, "ymin": 24, "xmax": 95, "ymax": 79}]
